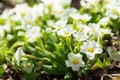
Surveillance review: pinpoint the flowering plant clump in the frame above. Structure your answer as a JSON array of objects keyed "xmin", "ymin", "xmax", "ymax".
[{"xmin": 0, "ymin": 0, "xmax": 120, "ymax": 80}]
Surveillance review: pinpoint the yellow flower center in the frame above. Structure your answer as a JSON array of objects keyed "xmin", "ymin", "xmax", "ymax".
[
  {"xmin": 31, "ymin": 32, "xmax": 35, "ymax": 35},
  {"xmin": 25, "ymin": 64, "xmax": 31, "ymax": 68},
  {"xmin": 58, "ymin": 26, "xmax": 62, "ymax": 30},
  {"xmin": 73, "ymin": 58, "xmax": 79, "ymax": 65},
  {"xmin": 92, "ymin": 29, "xmax": 96, "ymax": 32},
  {"xmin": 101, "ymin": 32, "xmax": 105, "ymax": 37},
  {"xmin": 65, "ymin": 31, "xmax": 70, "ymax": 35},
  {"xmin": 88, "ymin": 48, "xmax": 94, "ymax": 53},
  {"xmin": 76, "ymin": 27, "xmax": 81, "ymax": 31},
  {"xmin": 27, "ymin": 20, "xmax": 31, "ymax": 24},
  {"xmin": 82, "ymin": 19, "xmax": 87, "ymax": 23},
  {"xmin": 112, "ymin": 8, "xmax": 117, "ymax": 14}
]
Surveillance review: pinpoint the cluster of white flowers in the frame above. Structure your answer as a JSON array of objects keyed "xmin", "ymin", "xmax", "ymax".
[
  {"xmin": 0, "ymin": 0, "xmax": 114, "ymax": 73},
  {"xmin": 105, "ymin": 0, "xmax": 120, "ymax": 19}
]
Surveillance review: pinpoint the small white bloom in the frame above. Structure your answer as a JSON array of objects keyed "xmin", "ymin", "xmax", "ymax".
[
  {"xmin": 47, "ymin": 20, "xmax": 54, "ymax": 27},
  {"xmin": 89, "ymin": 23, "xmax": 100, "ymax": 36},
  {"xmin": 73, "ymin": 32, "xmax": 89, "ymax": 41},
  {"xmin": 80, "ymin": 40, "xmax": 103, "ymax": 59},
  {"xmin": 65, "ymin": 53, "xmax": 85, "ymax": 71},
  {"xmin": 69, "ymin": 13, "xmax": 81, "ymax": 20},
  {"xmin": 7, "ymin": 34, "xmax": 13, "ymax": 40},
  {"xmin": 60, "ymin": 8, "xmax": 78, "ymax": 17},
  {"xmin": 45, "ymin": 27, "xmax": 52, "ymax": 33},
  {"xmin": 3, "ymin": 21, "xmax": 11, "ymax": 32},
  {"xmin": 105, "ymin": 2, "xmax": 119, "ymax": 19},
  {"xmin": 98, "ymin": 17, "xmax": 110, "ymax": 26},
  {"xmin": 52, "ymin": 17, "xmax": 68, "ymax": 31},
  {"xmin": 80, "ymin": 14, "xmax": 92, "ymax": 22},
  {"xmin": 22, "ymin": 15, "xmax": 34, "ymax": 30},
  {"xmin": 0, "ymin": 27, "xmax": 5, "ymax": 38},
  {"xmin": 42, "ymin": 0, "xmax": 54, "ymax": 6},
  {"xmin": 18, "ymin": 31, "xmax": 25, "ymax": 37},
  {"xmin": 75, "ymin": 22, "xmax": 91, "ymax": 34},
  {"xmin": 23, "ymin": 62, "xmax": 34, "ymax": 73},
  {"xmin": 98, "ymin": 28, "xmax": 111, "ymax": 38},
  {"xmin": 75, "ymin": 22, "xmax": 84, "ymax": 31},
  {"xmin": 14, "ymin": 47, "xmax": 25, "ymax": 66},
  {"xmin": 26, "ymin": 26, "xmax": 41, "ymax": 42},
  {"xmin": 57, "ymin": 25, "xmax": 76, "ymax": 37},
  {"xmin": 31, "ymin": 3, "xmax": 44, "ymax": 18}
]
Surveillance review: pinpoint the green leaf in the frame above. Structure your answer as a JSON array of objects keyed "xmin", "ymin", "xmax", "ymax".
[
  {"xmin": 43, "ymin": 65, "xmax": 65, "ymax": 75},
  {"xmin": 0, "ymin": 66, "xmax": 4, "ymax": 78},
  {"xmin": 95, "ymin": 58, "xmax": 110, "ymax": 69}
]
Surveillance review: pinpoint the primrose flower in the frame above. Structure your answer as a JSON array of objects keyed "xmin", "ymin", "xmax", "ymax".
[
  {"xmin": 60, "ymin": 8, "xmax": 78, "ymax": 17},
  {"xmin": 80, "ymin": 14, "xmax": 92, "ymax": 23},
  {"xmin": 80, "ymin": 40, "xmax": 103, "ymax": 59},
  {"xmin": 14, "ymin": 47, "xmax": 25, "ymax": 66},
  {"xmin": 75, "ymin": 22, "xmax": 84, "ymax": 31},
  {"xmin": 0, "ymin": 27, "xmax": 5, "ymax": 38},
  {"xmin": 69, "ymin": 13, "xmax": 81, "ymax": 20},
  {"xmin": 98, "ymin": 28, "xmax": 112, "ymax": 38},
  {"xmin": 105, "ymin": 1, "xmax": 120, "ymax": 19},
  {"xmin": 52, "ymin": 17, "xmax": 68, "ymax": 31},
  {"xmin": 22, "ymin": 15, "xmax": 34, "ymax": 30},
  {"xmin": 3, "ymin": 21, "xmax": 11, "ymax": 32},
  {"xmin": 22, "ymin": 61, "xmax": 34, "ymax": 73},
  {"xmin": 73, "ymin": 32, "xmax": 89, "ymax": 42},
  {"xmin": 65, "ymin": 53, "xmax": 85, "ymax": 71},
  {"xmin": 89, "ymin": 23, "xmax": 100, "ymax": 37},
  {"xmin": 98, "ymin": 17, "xmax": 110, "ymax": 26},
  {"xmin": 57, "ymin": 25, "xmax": 76, "ymax": 37},
  {"xmin": 26, "ymin": 26, "xmax": 41, "ymax": 42},
  {"xmin": 42, "ymin": 0, "xmax": 54, "ymax": 6},
  {"xmin": 7, "ymin": 34, "xmax": 13, "ymax": 40}
]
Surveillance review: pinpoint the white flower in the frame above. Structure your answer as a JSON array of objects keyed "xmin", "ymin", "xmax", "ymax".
[
  {"xmin": 105, "ymin": 2, "xmax": 120, "ymax": 19},
  {"xmin": 80, "ymin": 14, "xmax": 92, "ymax": 22},
  {"xmin": 18, "ymin": 31, "xmax": 25, "ymax": 37},
  {"xmin": 14, "ymin": 47, "xmax": 25, "ymax": 66},
  {"xmin": 7, "ymin": 34, "xmax": 13, "ymax": 40},
  {"xmin": 75, "ymin": 22, "xmax": 91, "ymax": 34},
  {"xmin": 22, "ymin": 15, "xmax": 34, "ymax": 30},
  {"xmin": 57, "ymin": 25, "xmax": 76, "ymax": 37},
  {"xmin": 60, "ymin": 8, "xmax": 78, "ymax": 17},
  {"xmin": 73, "ymin": 32, "xmax": 89, "ymax": 41},
  {"xmin": 82, "ymin": 25, "xmax": 91, "ymax": 34},
  {"xmin": 3, "ymin": 21, "xmax": 11, "ymax": 32},
  {"xmin": 98, "ymin": 17, "xmax": 110, "ymax": 26},
  {"xmin": 98, "ymin": 28, "xmax": 112, "ymax": 38},
  {"xmin": 23, "ymin": 62, "xmax": 34, "ymax": 73},
  {"xmin": 69, "ymin": 13, "xmax": 81, "ymax": 20},
  {"xmin": 26, "ymin": 26, "xmax": 41, "ymax": 42},
  {"xmin": 31, "ymin": 3, "xmax": 44, "ymax": 17},
  {"xmin": 42, "ymin": 0, "xmax": 54, "ymax": 6},
  {"xmin": 80, "ymin": 40, "xmax": 103, "ymax": 59},
  {"xmin": 0, "ymin": 27, "xmax": 5, "ymax": 38},
  {"xmin": 60, "ymin": 0, "xmax": 71, "ymax": 6},
  {"xmin": 89, "ymin": 23, "xmax": 100, "ymax": 36},
  {"xmin": 52, "ymin": 17, "xmax": 68, "ymax": 31},
  {"xmin": 65, "ymin": 53, "xmax": 85, "ymax": 71}
]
